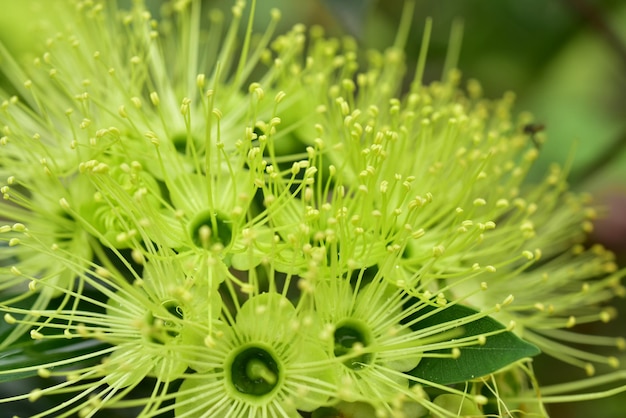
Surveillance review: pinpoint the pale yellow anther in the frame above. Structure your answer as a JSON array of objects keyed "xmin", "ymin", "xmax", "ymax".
[
  {"xmin": 4, "ymin": 313, "xmax": 16, "ymax": 324},
  {"xmin": 496, "ymin": 198, "xmax": 509, "ymax": 208},
  {"xmin": 473, "ymin": 198, "xmax": 486, "ymax": 206},
  {"xmin": 150, "ymin": 91, "xmax": 160, "ymax": 106},
  {"xmin": 240, "ymin": 283, "xmax": 254, "ymax": 294},
  {"xmin": 196, "ymin": 73, "xmax": 205, "ymax": 89},
  {"xmin": 94, "ymin": 268, "xmax": 108, "ymax": 280},
  {"xmin": 600, "ymin": 310, "xmax": 612, "ymax": 323},
  {"xmin": 29, "ymin": 388, "xmax": 43, "ymax": 402},
  {"xmin": 275, "ymin": 90, "xmax": 286, "ymax": 103},
  {"xmin": 131, "ymin": 249, "xmax": 145, "ymax": 265},
  {"xmin": 204, "ymin": 335, "xmax": 216, "ymax": 348},
  {"xmin": 503, "ymin": 294, "xmax": 514, "ymax": 305},
  {"xmin": 30, "ymin": 330, "xmax": 44, "ymax": 340},
  {"xmin": 484, "ymin": 221, "xmax": 496, "ymax": 229},
  {"xmin": 520, "ymin": 220, "xmax": 534, "ymax": 231},
  {"xmin": 129, "ymin": 97, "xmax": 141, "ymax": 108},
  {"xmin": 432, "ymin": 245, "xmax": 445, "ymax": 257},
  {"xmin": 12, "ymin": 223, "xmax": 26, "ymax": 232},
  {"xmin": 451, "ymin": 348, "xmax": 461, "ymax": 359},
  {"xmin": 145, "ymin": 131, "xmax": 159, "ymax": 145}
]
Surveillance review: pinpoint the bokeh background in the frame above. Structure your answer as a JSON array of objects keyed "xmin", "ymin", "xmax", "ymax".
[{"xmin": 1, "ymin": 0, "xmax": 625, "ymax": 416}]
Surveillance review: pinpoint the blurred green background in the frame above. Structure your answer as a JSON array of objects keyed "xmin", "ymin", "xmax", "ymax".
[{"xmin": 1, "ymin": 0, "xmax": 625, "ymax": 416}]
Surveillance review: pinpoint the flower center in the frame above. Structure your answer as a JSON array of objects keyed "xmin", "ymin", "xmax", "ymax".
[
  {"xmin": 171, "ymin": 133, "xmax": 198, "ymax": 154},
  {"xmin": 188, "ymin": 210, "xmax": 233, "ymax": 249},
  {"xmin": 229, "ymin": 345, "xmax": 281, "ymax": 397},
  {"xmin": 333, "ymin": 319, "xmax": 373, "ymax": 370},
  {"xmin": 145, "ymin": 300, "xmax": 184, "ymax": 343},
  {"xmin": 162, "ymin": 300, "xmax": 184, "ymax": 337}
]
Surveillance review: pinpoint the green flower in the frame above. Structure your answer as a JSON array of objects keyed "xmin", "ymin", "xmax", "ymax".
[
  {"xmin": 269, "ymin": 0, "xmax": 626, "ymax": 385},
  {"xmin": 0, "ymin": 0, "xmax": 625, "ymax": 417},
  {"xmin": 310, "ymin": 276, "xmax": 499, "ymax": 415},
  {"xmin": 103, "ymin": 251, "xmax": 223, "ymax": 382},
  {"xmin": 176, "ymin": 292, "xmax": 336, "ymax": 417},
  {"xmin": 1, "ymin": 244, "xmax": 221, "ymax": 408},
  {"xmin": 0, "ymin": 171, "xmax": 94, "ymax": 349}
]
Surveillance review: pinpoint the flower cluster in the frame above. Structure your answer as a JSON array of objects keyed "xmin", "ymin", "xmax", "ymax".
[{"xmin": 1, "ymin": 1, "xmax": 625, "ymax": 417}]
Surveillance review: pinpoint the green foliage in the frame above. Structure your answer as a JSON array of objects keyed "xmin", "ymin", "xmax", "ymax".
[
  {"xmin": 0, "ymin": 336, "xmax": 109, "ymax": 383},
  {"xmin": 408, "ymin": 304, "xmax": 541, "ymax": 385}
]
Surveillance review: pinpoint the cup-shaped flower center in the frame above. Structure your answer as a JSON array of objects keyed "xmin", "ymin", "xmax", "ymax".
[
  {"xmin": 333, "ymin": 319, "xmax": 373, "ymax": 370},
  {"xmin": 188, "ymin": 210, "xmax": 233, "ymax": 249},
  {"xmin": 228, "ymin": 345, "xmax": 281, "ymax": 397},
  {"xmin": 171, "ymin": 133, "xmax": 198, "ymax": 154},
  {"xmin": 145, "ymin": 300, "xmax": 184, "ymax": 343},
  {"xmin": 162, "ymin": 300, "xmax": 184, "ymax": 337}
]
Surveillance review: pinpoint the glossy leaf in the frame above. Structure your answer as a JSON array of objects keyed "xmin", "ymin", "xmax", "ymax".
[
  {"xmin": 406, "ymin": 303, "xmax": 540, "ymax": 385},
  {"xmin": 0, "ymin": 335, "xmax": 110, "ymax": 383}
]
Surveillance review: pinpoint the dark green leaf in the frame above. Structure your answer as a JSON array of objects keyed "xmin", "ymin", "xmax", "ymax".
[
  {"xmin": 311, "ymin": 407, "xmax": 341, "ymax": 418},
  {"xmin": 406, "ymin": 303, "xmax": 540, "ymax": 385},
  {"xmin": 0, "ymin": 337, "xmax": 110, "ymax": 383}
]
